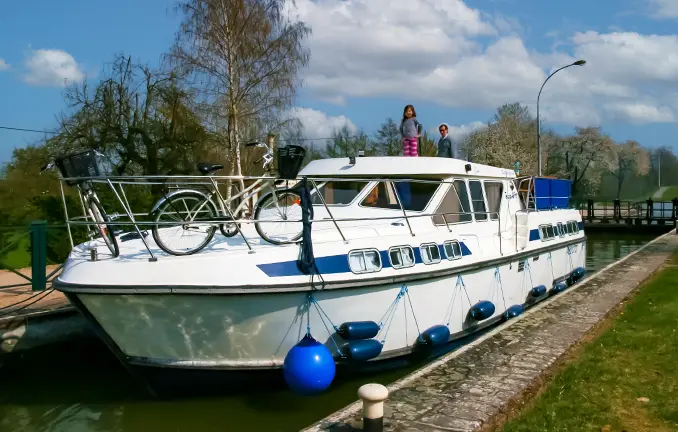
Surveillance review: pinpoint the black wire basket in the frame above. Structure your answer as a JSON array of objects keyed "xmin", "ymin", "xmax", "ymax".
[
  {"xmin": 54, "ymin": 149, "xmax": 101, "ymax": 186},
  {"xmin": 277, "ymin": 145, "xmax": 306, "ymax": 180}
]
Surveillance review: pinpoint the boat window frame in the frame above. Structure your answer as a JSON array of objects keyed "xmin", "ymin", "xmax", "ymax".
[
  {"xmin": 311, "ymin": 180, "xmax": 373, "ymax": 207},
  {"xmin": 443, "ymin": 240, "xmax": 463, "ymax": 260},
  {"xmin": 482, "ymin": 180, "xmax": 504, "ymax": 222},
  {"xmin": 347, "ymin": 248, "xmax": 383, "ymax": 274},
  {"xmin": 419, "ymin": 242, "xmax": 442, "ymax": 265},
  {"xmin": 467, "ymin": 179, "xmax": 489, "ymax": 222},
  {"xmin": 358, "ymin": 179, "xmax": 442, "ymax": 213},
  {"xmin": 539, "ymin": 224, "xmax": 555, "ymax": 241},
  {"xmin": 431, "ymin": 179, "xmax": 474, "ymax": 226},
  {"xmin": 388, "ymin": 245, "xmax": 416, "ymax": 269},
  {"xmin": 557, "ymin": 222, "xmax": 565, "ymax": 237}
]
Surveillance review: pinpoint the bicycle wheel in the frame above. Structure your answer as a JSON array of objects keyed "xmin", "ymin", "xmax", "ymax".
[
  {"xmin": 254, "ymin": 189, "xmax": 304, "ymax": 245},
  {"xmin": 151, "ymin": 191, "xmax": 218, "ymax": 256},
  {"xmin": 220, "ymin": 220, "xmax": 241, "ymax": 237},
  {"xmin": 87, "ymin": 198, "xmax": 120, "ymax": 258}
]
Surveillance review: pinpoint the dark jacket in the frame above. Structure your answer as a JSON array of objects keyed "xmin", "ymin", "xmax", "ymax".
[{"xmin": 437, "ymin": 135, "xmax": 460, "ymax": 158}]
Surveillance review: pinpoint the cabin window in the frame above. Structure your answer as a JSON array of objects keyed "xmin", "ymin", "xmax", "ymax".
[
  {"xmin": 432, "ymin": 180, "xmax": 472, "ymax": 225},
  {"xmin": 539, "ymin": 224, "xmax": 555, "ymax": 241},
  {"xmin": 557, "ymin": 222, "xmax": 565, "ymax": 237},
  {"xmin": 389, "ymin": 246, "xmax": 415, "ymax": 269},
  {"xmin": 312, "ymin": 181, "xmax": 370, "ymax": 205},
  {"xmin": 348, "ymin": 249, "xmax": 382, "ymax": 274},
  {"xmin": 484, "ymin": 181, "xmax": 503, "ymax": 221},
  {"xmin": 443, "ymin": 240, "xmax": 462, "ymax": 260},
  {"xmin": 420, "ymin": 243, "xmax": 441, "ymax": 264},
  {"xmin": 569, "ymin": 220, "xmax": 579, "ymax": 234},
  {"xmin": 362, "ymin": 181, "xmax": 439, "ymax": 212},
  {"xmin": 468, "ymin": 180, "xmax": 488, "ymax": 221},
  {"xmin": 566, "ymin": 221, "xmax": 574, "ymax": 234}
]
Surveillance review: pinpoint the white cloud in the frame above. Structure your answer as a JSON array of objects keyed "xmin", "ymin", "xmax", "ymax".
[
  {"xmin": 648, "ymin": 0, "xmax": 678, "ymax": 19},
  {"xmin": 24, "ymin": 49, "xmax": 85, "ymax": 87},
  {"xmin": 0, "ymin": 58, "xmax": 9, "ymax": 71},
  {"xmin": 286, "ymin": 0, "xmax": 678, "ymax": 126},
  {"xmin": 288, "ymin": 107, "xmax": 358, "ymax": 144},
  {"xmin": 604, "ymin": 103, "xmax": 675, "ymax": 123}
]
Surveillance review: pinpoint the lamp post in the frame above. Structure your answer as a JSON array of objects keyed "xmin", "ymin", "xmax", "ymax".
[{"xmin": 537, "ymin": 59, "xmax": 586, "ymax": 176}]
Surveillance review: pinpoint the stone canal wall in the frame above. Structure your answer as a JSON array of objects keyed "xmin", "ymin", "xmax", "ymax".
[{"xmin": 304, "ymin": 229, "xmax": 678, "ymax": 432}]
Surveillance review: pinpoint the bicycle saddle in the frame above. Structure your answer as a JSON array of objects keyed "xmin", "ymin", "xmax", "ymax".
[{"xmin": 197, "ymin": 162, "xmax": 224, "ymax": 175}]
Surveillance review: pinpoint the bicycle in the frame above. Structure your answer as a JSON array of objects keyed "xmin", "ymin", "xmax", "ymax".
[
  {"xmin": 42, "ymin": 149, "xmax": 120, "ymax": 258},
  {"xmin": 149, "ymin": 141, "xmax": 312, "ymax": 256}
]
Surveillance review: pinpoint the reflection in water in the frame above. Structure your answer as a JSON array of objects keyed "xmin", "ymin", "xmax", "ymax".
[{"xmin": 0, "ymin": 232, "xmax": 660, "ymax": 432}]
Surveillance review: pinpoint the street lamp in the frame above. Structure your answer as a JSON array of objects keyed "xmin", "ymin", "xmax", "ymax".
[{"xmin": 537, "ymin": 59, "xmax": 586, "ymax": 176}]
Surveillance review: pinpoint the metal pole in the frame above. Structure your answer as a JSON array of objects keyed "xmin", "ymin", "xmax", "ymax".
[
  {"xmin": 537, "ymin": 60, "xmax": 586, "ymax": 176},
  {"xmin": 659, "ymin": 151, "xmax": 661, "ymax": 188}
]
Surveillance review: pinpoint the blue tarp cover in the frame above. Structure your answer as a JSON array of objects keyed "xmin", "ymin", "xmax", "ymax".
[{"xmin": 534, "ymin": 177, "xmax": 571, "ymax": 209}]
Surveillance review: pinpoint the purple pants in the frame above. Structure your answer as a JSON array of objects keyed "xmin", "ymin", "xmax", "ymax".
[{"xmin": 402, "ymin": 137, "xmax": 418, "ymax": 156}]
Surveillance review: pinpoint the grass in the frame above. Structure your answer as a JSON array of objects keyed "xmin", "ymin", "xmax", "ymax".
[
  {"xmin": 498, "ymin": 253, "xmax": 678, "ymax": 432},
  {"xmin": 657, "ymin": 186, "xmax": 678, "ymax": 201},
  {"xmin": 0, "ymin": 232, "xmax": 31, "ymax": 270}
]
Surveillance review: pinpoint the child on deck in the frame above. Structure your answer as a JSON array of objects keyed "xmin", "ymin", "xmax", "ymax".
[{"xmin": 400, "ymin": 104, "xmax": 422, "ymax": 157}]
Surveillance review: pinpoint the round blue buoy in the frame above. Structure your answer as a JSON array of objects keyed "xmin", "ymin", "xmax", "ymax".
[{"xmin": 283, "ymin": 333, "xmax": 336, "ymax": 395}]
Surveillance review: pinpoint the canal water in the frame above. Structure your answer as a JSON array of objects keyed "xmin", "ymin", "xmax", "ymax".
[{"xmin": 0, "ymin": 231, "xmax": 661, "ymax": 432}]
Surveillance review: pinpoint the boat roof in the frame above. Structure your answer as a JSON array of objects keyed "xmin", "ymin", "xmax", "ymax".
[{"xmin": 298, "ymin": 156, "xmax": 517, "ymax": 180}]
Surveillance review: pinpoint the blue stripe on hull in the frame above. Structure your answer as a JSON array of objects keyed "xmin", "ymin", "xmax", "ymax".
[{"xmin": 257, "ymin": 241, "xmax": 472, "ymax": 277}]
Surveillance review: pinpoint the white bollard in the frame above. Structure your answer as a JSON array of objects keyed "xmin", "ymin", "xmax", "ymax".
[{"xmin": 358, "ymin": 383, "xmax": 389, "ymax": 432}]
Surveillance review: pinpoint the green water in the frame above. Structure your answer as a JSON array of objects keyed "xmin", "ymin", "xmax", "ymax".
[{"xmin": 0, "ymin": 231, "xmax": 661, "ymax": 432}]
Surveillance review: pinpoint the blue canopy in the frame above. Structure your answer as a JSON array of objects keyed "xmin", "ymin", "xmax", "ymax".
[{"xmin": 533, "ymin": 177, "xmax": 572, "ymax": 209}]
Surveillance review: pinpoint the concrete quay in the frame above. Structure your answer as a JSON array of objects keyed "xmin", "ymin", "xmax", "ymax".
[{"xmin": 304, "ymin": 230, "xmax": 678, "ymax": 432}]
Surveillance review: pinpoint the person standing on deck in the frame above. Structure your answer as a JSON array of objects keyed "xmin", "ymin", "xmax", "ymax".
[
  {"xmin": 400, "ymin": 104, "xmax": 422, "ymax": 157},
  {"xmin": 436, "ymin": 123, "xmax": 460, "ymax": 159}
]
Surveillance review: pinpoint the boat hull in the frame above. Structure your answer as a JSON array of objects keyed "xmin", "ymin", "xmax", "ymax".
[{"xmin": 62, "ymin": 240, "xmax": 586, "ymax": 394}]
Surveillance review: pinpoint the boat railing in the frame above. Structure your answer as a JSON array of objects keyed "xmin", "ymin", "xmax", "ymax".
[{"xmin": 55, "ymin": 173, "xmax": 511, "ymax": 260}]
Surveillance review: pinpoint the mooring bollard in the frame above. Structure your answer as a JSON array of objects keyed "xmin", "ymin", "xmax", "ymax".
[{"xmin": 358, "ymin": 383, "xmax": 388, "ymax": 432}]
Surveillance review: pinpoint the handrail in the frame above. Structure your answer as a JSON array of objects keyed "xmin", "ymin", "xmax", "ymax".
[{"xmin": 54, "ymin": 172, "xmax": 577, "ymax": 261}]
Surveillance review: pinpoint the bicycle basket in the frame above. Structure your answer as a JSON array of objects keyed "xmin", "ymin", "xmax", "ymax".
[
  {"xmin": 277, "ymin": 145, "xmax": 306, "ymax": 180},
  {"xmin": 54, "ymin": 149, "xmax": 101, "ymax": 186}
]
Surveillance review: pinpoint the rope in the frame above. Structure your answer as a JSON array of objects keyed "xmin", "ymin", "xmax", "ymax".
[
  {"xmin": 444, "ymin": 275, "xmax": 472, "ymax": 327},
  {"xmin": 566, "ymin": 245, "xmax": 575, "ymax": 271},
  {"xmin": 494, "ymin": 267, "xmax": 507, "ymax": 310},
  {"xmin": 404, "ymin": 286, "xmax": 422, "ymax": 340},
  {"xmin": 547, "ymin": 252, "xmax": 555, "ymax": 281},
  {"xmin": 0, "ymin": 289, "xmax": 55, "ymax": 317},
  {"xmin": 307, "ymin": 293, "xmax": 344, "ymax": 357},
  {"xmin": 376, "ymin": 285, "xmax": 406, "ymax": 344}
]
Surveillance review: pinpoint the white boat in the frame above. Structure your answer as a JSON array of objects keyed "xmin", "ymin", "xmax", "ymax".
[{"xmin": 52, "ymin": 154, "xmax": 586, "ymax": 395}]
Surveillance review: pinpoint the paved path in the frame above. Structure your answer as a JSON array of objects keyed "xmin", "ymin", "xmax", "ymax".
[
  {"xmin": 653, "ymin": 187, "xmax": 668, "ymax": 199},
  {"xmin": 304, "ymin": 230, "xmax": 678, "ymax": 432}
]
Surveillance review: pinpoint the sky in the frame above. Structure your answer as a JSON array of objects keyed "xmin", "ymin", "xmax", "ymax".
[{"xmin": 1, "ymin": 0, "xmax": 678, "ymax": 165}]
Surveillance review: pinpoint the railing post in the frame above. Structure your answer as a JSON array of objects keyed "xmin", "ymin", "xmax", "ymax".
[
  {"xmin": 30, "ymin": 220, "xmax": 47, "ymax": 291},
  {"xmin": 587, "ymin": 199, "xmax": 594, "ymax": 221}
]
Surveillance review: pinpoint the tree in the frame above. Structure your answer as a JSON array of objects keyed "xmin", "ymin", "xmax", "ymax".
[
  {"xmin": 374, "ymin": 118, "xmax": 401, "ymax": 156},
  {"xmin": 172, "ymin": 0, "xmax": 311, "ymax": 195},
  {"xmin": 546, "ymin": 127, "xmax": 616, "ymax": 196},
  {"xmin": 55, "ymin": 54, "xmax": 210, "ymax": 180},
  {"xmin": 323, "ymin": 125, "xmax": 375, "ymax": 158},
  {"xmin": 419, "ymin": 131, "xmax": 438, "ymax": 157},
  {"xmin": 461, "ymin": 103, "xmax": 538, "ymax": 172},
  {"xmin": 609, "ymin": 140, "xmax": 650, "ymax": 198}
]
